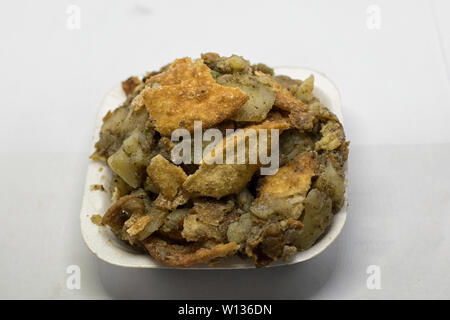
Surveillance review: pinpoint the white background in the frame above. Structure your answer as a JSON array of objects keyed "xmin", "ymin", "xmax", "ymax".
[{"xmin": 0, "ymin": 0, "xmax": 449, "ymax": 299}]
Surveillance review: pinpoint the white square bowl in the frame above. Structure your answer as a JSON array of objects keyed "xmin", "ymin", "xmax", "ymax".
[{"xmin": 80, "ymin": 67, "xmax": 348, "ymax": 269}]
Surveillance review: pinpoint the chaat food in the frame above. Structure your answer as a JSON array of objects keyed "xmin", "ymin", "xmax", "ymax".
[{"xmin": 91, "ymin": 53, "xmax": 348, "ymax": 267}]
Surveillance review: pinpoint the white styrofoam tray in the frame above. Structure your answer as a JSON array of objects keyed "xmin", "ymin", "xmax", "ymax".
[{"xmin": 80, "ymin": 67, "xmax": 348, "ymax": 269}]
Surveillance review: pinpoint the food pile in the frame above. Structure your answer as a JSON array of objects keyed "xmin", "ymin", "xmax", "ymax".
[{"xmin": 91, "ymin": 53, "xmax": 348, "ymax": 267}]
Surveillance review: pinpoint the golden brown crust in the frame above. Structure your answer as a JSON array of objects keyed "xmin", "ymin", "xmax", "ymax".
[
  {"xmin": 147, "ymin": 155, "xmax": 187, "ymax": 200},
  {"xmin": 143, "ymin": 237, "xmax": 239, "ymax": 267},
  {"xmin": 255, "ymin": 71, "xmax": 308, "ymax": 112},
  {"xmin": 182, "ymin": 113, "xmax": 290, "ymax": 199},
  {"xmin": 140, "ymin": 58, "xmax": 249, "ymax": 136},
  {"xmin": 154, "ymin": 190, "xmax": 190, "ymax": 210},
  {"xmin": 250, "ymin": 151, "xmax": 320, "ymax": 220},
  {"xmin": 258, "ymin": 151, "xmax": 319, "ymax": 198}
]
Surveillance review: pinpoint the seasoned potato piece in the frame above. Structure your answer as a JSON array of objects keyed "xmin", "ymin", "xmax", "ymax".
[
  {"xmin": 181, "ymin": 199, "xmax": 234, "ymax": 242},
  {"xmin": 147, "ymin": 155, "xmax": 187, "ymax": 200},
  {"xmin": 314, "ymin": 161, "xmax": 345, "ymax": 212},
  {"xmin": 182, "ymin": 215, "xmax": 223, "ymax": 242},
  {"xmin": 227, "ymin": 213, "xmax": 253, "ymax": 244},
  {"xmin": 288, "ymin": 108, "xmax": 315, "ymax": 132},
  {"xmin": 295, "ymin": 189, "xmax": 332, "ymax": 250},
  {"xmin": 255, "ymin": 71, "xmax": 315, "ymax": 132},
  {"xmin": 251, "ymin": 63, "xmax": 274, "ymax": 76},
  {"xmin": 159, "ymin": 208, "xmax": 190, "ymax": 241},
  {"xmin": 236, "ymin": 188, "xmax": 254, "ymax": 212},
  {"xmin": 309, "ymin": 99, "xmax": 339, "ymax": 122},
  {"xmin": 201, "ymin": 53, "xmax": 251, "ymax": 74},
  {"xmin": 190, "ymin": 199, "xmax": 235, "ymax": 225},
  {"xmin": 255, "ymin": 71, "xmax": 308, "ymax": 113},
  {"xmin": 107, "ymin": 129, "xmax": 150, "ymax": 188},
  {"xmin": 183, "ymin": 114, "xmax": 290, "ymax": 199},
  {"xmin": 245, "ymin": 219, "xmax": 303, "ymax": 267},
  {"xmin": 92, "ymin": 106, "xmax": 152, "ymax": 161},
  {"xmin": 144, "ymin": 237, "xmax": 239, "ymax": 267},
  {"xmin": 217, "ymin": 74, "xmax": 276, "ymax": 122},
  {"xmin": 315, "ymin": 121, "xmax": 345, "ymax": 151},
  {"xmin": 274, "ymin": 75, "xmax": 302, "ymax": 92},
  {"xmin": 110, "ymin": 173, "xmax": 134, "ymax": 200},
  {"xmin": 250, "ymin": 151, "xmax": 319, "ymax": 219},
  {"xmin": 140, "ymin": 58, "xmax": 248, "ymax": 135},
  {"xmin": 279, "ymin": 130, "xmax": 314, "ymax": 167},
  {"xmin": 294, "ymin": 75, "xmax": 314, "ymax": 103}
]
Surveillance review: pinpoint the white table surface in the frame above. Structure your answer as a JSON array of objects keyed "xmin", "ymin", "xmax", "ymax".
[{"xmin": 0, "ymin": 0, "xmax": 449, "ymax": 299}]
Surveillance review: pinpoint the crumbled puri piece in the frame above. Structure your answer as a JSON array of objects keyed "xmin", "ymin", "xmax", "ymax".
[
  {"xmin": 140, "ymin": 58, "xmax": 249, "ymax": 136},
  {"xmin": 143, "ymin": 237, "xmax": 239, "ymax": 268},
  {"xmin": 250, "ymin": 151, "xmax": 320, "ymax": 220},
  {"xmin": 146, "ymin": 154, "xmax": 187, "ymax": 200},
  {"xmin": 182, "ymin": 112, "xmax": 290, "ymax": 199},
  {"xmin": 93, "ymin": 53, "xmax": 349, "ymax": 267}
]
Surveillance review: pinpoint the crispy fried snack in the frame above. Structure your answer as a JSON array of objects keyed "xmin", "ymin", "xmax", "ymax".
[
  {"xmin": 255, "ymin": 71, "xmax": 308, "ymax": 112},
  {"xmin": 94, "ymin": 53, "xmax": 348, "ymax": 267},
  {"xmin": 250, "ymin": 151, "xmax": 319, "ymax": 220},
  {"xmin": 147, "ymin": 155, "xmax": 187, "ymax": 200},
  {"xmin": 143, "ymin": 237, "xmax": 239, "ymax": 267},
  {"xmin": 181, "ymin": 199, "xmax": 234, "ymax": 242},
  {"xmin": 182, "ymin": 113, "xmax": 290, "ymax": 199},
  {"xmin": 140, "ymin": 58, "xmax": 249, "ymax": 136}
]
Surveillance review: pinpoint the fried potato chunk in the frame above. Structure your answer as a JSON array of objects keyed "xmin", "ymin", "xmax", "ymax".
[
  {"xmin": 314, "ymin": 160, "xmax": 346, "ymax": 212},
  {"xmin": 295, "ymin": 189, "xmax": 333, "ymax": 250},
  {"xmin": 181, "ymin": 200, "xmax": 234, "ymax": 242},
  {"xmin": 217, "ymin": 74, "xmax": 276, "ymax": 122},
  {"xmin": 255, "ymin": 71, "xmax": 308, "ymax": 112},
  {"xmin": 245, "ymin": 219, "xmax": 303, "ymax": 267},
  {"xmin": 140, "ymin": 58, "xmax": 249, "ymax": 135},
  {"xmin": 146, "ymin": 155, "xmax": 187, "ymax": 200},
  {"xmin": 279, "ymin": 130, "xmax": 314, "ymax": 167},
  {"xmin": 159, "ymin": 208, "xmax": 190, "ymax": 241},
  {"xmin": 143, "ymin": 237, "xmax": 239, "ymax": 267},
  {"xmin": 250, "ymin": 151, "xmax": 319, "ymax": 219},
  {"xmin": 255, "ymin": 71, "xmax": 315, "ymax": 132},
  {"xmin": 182, "ymin": 114, "xmax": 290, "ymax": 199}
]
